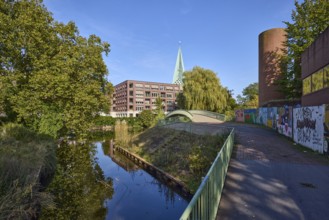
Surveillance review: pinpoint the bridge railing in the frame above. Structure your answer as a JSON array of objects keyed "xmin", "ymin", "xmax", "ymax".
[
  {"xmin": 180, "ymin": 128, "xmax": 234, "ymax": 220},
  {"xmin": 189, "ymin": 110, "xmax": 226, "ymax": 121}
]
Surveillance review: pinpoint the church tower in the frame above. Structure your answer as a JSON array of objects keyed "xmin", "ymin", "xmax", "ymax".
[{"xmin": 172, "ymin": 45, "xmax": 185, "ymax": 85}]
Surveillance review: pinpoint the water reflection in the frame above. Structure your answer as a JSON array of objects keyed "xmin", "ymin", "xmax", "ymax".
[
  {"xmin": 41, "ymin": 136, "xmax": 188, "ymax": 220},
  {"xmin": 97, "ymin": 141, "xmax": 189, "ymax": 220},
  {"xmin": 40, "ymin": 141, "xmax": 113, "ymax": 219}
]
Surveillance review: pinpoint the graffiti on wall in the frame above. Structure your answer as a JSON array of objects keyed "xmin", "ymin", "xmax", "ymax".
[
  {"xmin": 277, "ymin": 105, "xmax": 293, "ymax": 138},
  {"xmin": 267, "ymin": 107, "xmax": 278, "ymax": 129},
  {"xmin": 293, "ymin": 106, "xmax": 324, "ymax": 153},
  {"xmin": 256, "ymin": 108, "xmax": 267, "ymax": 126},
  {"xmin": 235, "ymin": 109, "xmax": 244, "ymax": 122},
  {"xmin": 244, "ymin": 109, "xmax": 257, "ymax": 124},
  {"xmin": 324, "ymin": 105, "xmax": 329, "ymax": 154}
]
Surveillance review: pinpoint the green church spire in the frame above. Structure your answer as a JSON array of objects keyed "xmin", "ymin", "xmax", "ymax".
[{"xmin": 172, "ymin": 45, "xmax": 185, "ymax": 85}]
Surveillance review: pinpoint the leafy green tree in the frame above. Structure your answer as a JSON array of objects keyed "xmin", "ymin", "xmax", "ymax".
[
  {"xmin": 0, "ymin": 0, "xmax": 111, "ymax": 138},
  {"xmin": 179, "ymin": 66, "xmax": 227, "ymax": 112},
  {"xmin": 277, "ymin": 0, "xmax": 329, "ymax": 99},
  {"xmin": 237, "ymin": 83, "xmax": 259, "ymax": 108},
  {"xmin": 223, "ymin": 88, "xmax": 238, "ymax": 120},
  {"xmin": 138, "ymin": 109, "xmax": 156, "ymax": 128}
]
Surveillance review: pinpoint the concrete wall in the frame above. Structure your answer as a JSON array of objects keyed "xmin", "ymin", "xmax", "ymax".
[
  {"xmin": 293, "ymin": 106, "xmax": 324, "ymax": 153},
  {"xmin": 235, "ymin": 104, "xmax": 328, "ymax": 154},
  {"xmin": 277, "ymin": 106, "xmax": 293, "ymax": 138}
]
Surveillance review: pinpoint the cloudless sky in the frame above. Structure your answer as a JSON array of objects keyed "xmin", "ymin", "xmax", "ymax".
[{"xmin": 43, "ymin": 0, "xmax": 296, "ymax": 97}]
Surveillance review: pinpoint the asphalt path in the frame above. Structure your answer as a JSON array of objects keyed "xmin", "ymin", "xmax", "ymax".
[{"xmin": 216, "ymin": 122, "xmax": 329, "ymax": 220}]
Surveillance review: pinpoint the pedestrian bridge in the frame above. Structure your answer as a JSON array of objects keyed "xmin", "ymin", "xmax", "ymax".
[{"xmin": 165, "ymin": 110, "xmax": 225, "ymax": 123}]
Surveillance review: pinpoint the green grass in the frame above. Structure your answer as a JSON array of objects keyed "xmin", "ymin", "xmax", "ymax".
[
  {"xmin": 125, "ymin": 126, "xmax": 229, "ymax": 193},
  {"xmin": 0, "ymin": 123, "xmax": 57, "ymax": 219}
]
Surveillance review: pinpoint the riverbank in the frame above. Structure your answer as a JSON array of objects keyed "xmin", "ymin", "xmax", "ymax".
[
  {"xmin": 0, "ymin": 123, "xmax": 57, "ymax": 219},
  {"xmin": 119, "ymin": 125, "xmax": 230, "ymax": 193}
]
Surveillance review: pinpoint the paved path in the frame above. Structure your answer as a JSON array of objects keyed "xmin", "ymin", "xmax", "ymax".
[{"xmin": 216, "ymin": 122, "xmax": 329, "ymax": 220}]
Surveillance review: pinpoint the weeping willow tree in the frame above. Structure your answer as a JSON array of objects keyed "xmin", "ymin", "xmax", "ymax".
[{"xmin": 179, "ymin": 66, "xmax": 228, "ymax": 112}]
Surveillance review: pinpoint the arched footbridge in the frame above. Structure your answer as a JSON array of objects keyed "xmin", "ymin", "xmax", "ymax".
[{"xmin": 165, "ymin": 110, "xmax": 225, "ymax": 123}]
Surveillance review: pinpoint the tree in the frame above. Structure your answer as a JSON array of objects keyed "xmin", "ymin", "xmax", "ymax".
[
  {"xmin": 179, "ymin": 66, "xmax": 227, "ymax": 112},
  {"xmin": 138, "ymin": 110, "xmax": 155, "ymax": 128},
  {"xmin": 0, "ymin": 0, "xmax": 111, "ymax": 138},
  {"xmin": 237, "ymin": 83, "xmax": 259, "ymax": 108},
  {"xmin": 222, "ymin": 88, "xmax": 238, "ymax": 120},
  {"xmin": 277, "ymin": 0, "xmax": 329, "ymax": 99}
]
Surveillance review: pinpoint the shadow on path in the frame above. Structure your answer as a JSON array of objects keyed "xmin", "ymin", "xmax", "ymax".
[{"xmin": 216, "ymin": 122, "xmax": 329, "ymax": 220}]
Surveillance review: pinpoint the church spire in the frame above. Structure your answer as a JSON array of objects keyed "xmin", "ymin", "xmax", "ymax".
[{"xmin": 172, "ymin": 43, "xmax": 185, "ymax": 85}]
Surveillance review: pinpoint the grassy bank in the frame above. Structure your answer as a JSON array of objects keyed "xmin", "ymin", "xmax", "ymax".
[
  {"xmin": 121, "ymin": 126, "xmax": 229, "ymax": 193},
  {"xmin": 0, "ymin": 123, "xmax": 56, "ymax": 219}
]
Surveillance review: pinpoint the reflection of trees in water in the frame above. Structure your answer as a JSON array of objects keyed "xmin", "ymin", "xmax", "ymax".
[
  {"xmin": 40, "ymin": 142, "xmax": 114, "ymax": 219},
  {"xmin": 150, "ymin": 179, "xmax": 177, "ymax": 207}
]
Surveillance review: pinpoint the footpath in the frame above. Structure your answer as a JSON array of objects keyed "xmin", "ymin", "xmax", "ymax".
[{"xmin": 216, "ymin": 122, "xmax": 329, "ymax": 220}]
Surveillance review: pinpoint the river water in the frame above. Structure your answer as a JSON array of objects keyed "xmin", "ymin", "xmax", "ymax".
[{"xmin": 41, "ymin": 137, "xmax": 189, "ymax": 219}]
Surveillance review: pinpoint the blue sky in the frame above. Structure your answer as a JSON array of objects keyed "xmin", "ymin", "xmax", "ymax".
[{"xmin": 43, "ymin": 0, "xmax": 296, "ymax": 97}]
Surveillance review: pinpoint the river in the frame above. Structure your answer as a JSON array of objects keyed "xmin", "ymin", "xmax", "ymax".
[{"xmin": 40, "ymin": 137, "xmax": 189, "ymax": 220}]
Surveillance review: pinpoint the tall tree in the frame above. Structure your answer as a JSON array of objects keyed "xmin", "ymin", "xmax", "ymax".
[
  {"xmin": 277, "ymin": 0, "xmax": 329, "ymax": 99},
  {"xmin": 0, "ymin": 0, "xmax": 111, "ymax": 138},
  {"xmin": 180, "ymin": 66, "xmax": 227, "ymax": 112},
  {"xmin": 237, "ymin": 82, "xmax": 259, "ymax": 108}
]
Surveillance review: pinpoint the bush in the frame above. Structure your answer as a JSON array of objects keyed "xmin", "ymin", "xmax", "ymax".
[
  {"xmin": 93, "ymin": 116, "xmax": 116, "ymax": 126},
  {"xmin": 0, "ymin": 123, "xmax": 57, "ymax": 219}
]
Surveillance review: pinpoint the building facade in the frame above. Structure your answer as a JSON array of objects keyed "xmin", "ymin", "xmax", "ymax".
[
  {"xmin": 110, "ymin": 80, "xmax": 182, "ymax": 117},
  {"xmin": 301, "ymin": 26, "xmax": 329, "ymax": 106},
  {"xmin": 258, "ymin": 28, "xmax": 287, "ymax": 107}
]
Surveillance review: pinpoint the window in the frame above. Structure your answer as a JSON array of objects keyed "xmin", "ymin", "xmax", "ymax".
[
  {"xmin": 160, "ymin": 93, "xmax": 166, "ymax": 98},
  {"xmin": 136, "ymin": 91, "xmax": 144, "ymax": 97},
  {"xmin": 166, "ymin": 93, "xmax": 173, "ymax": 98},
  {"xmin": 160, "ymin": 86, "xmax": 165, "ymax": 91},
  {"xmin": 129, "ymin": 83, "xmax": 134, "ymax": 88},
  {"xmin": 151, "ymin": 92, "xmax": 158, "ymax": 97},
  {"xmin": 151, "ymin": 85, "xmax": 158, "ymax": 89},
  {"xmin": 303, "ymin": 76, "xmax": 311, "ymax": 95},
  {"xmin": 136, "ymin": 106, "xmax": 144, "ymax": 111},
  {"xmin": 324, "ymin": 65, "xmax": 329, "ymax": 88},
  {"xmin": 166, "ymin": 86, "xmax": 173, "ymax": 91},
  {"xmin": 129, "ymin": 91, "xmax": 134, "ymax": 96},
  {"xmin": 136, "ymin": 83, "xmax": 143, "ymax": 88},
  {"xmin": 312, "ymin": 70, "xmax": 323, "ymax": 92},
  {"xmin": 136, "ymin": 98, "xmax": 144, "ymax": 105},
  {"xmin": 145, "ymin": 91, "xmax": 151, "ymax": 97}
]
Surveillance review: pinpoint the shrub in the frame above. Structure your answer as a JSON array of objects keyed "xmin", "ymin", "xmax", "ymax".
[{"xmin": 0, "ymin": 123, "xmax": 56, "ymax": 219}]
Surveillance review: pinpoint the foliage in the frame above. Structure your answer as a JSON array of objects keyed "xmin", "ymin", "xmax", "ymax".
[
  {"xmin": 138, "ymin": 109, "xmax": 156, "ymax": 128},
  {"xmin": 0, "ymin": 0, "xmax": 111, "ymax": 138},
  {"xmin": 179, "ymin": 66, "xmax": 228, "ymax": 112},
  {"xmin": 93, "ymin": 116, "xmax": 116, "ymax": 126},
  {"xmin": 128, "ymin": 126, "xmax": 230, "ymax": 192},
  {"xmin": 40, "ymin": 141, "xmax": 113, "ymax": 219},
  {"xmin": 237, "ymin": 82, "xmax": 259, "ymax": 109},
  {"xmin": 277, "ymin": 0, "xmax": 329, "ymax": 99},
  {"xmin": 0, "ymin": 123, "xmax": 56, "ymax": 219},
  {"xmin": 223, "ymin": 88, "xmax": 238, "ymax": 121},
  {"xmin": 114, "ymin": 120, "xmax": 129, "ymax": 147}
]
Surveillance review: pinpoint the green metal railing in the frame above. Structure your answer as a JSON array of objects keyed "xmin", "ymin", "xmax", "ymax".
[
  {"xmin": 180, "ymin": 128, "xmax": 235, "ymax": 220},
  {"xmin": 189, "ymin": 110, "xmax": 226, "ymax": 121}
]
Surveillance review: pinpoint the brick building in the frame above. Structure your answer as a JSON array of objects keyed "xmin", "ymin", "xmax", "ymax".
[
  {"xmin": 258, "ymin": 28, "xmax": 287, "ymax": 107},
  {"xmin": 110, "ymin": 80, "xmax": 182, "ymax": 117},
  {"xmin": 301, "ymin": 26, "xmax": 329, "ymax": 106}
]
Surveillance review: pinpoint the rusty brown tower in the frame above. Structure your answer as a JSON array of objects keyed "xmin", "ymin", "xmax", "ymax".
[{"xmin": 258, "ymin": 28, "xmax": 286, "ymax": 107}]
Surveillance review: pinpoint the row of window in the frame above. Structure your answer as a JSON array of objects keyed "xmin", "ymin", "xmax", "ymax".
[
  {"xmin": 128, "ymin": 83, "xmax": 179, "ymax": 91},
  {"xmin": 303, "ymin": 64, "xmax": 329, "ymax": 95}
]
